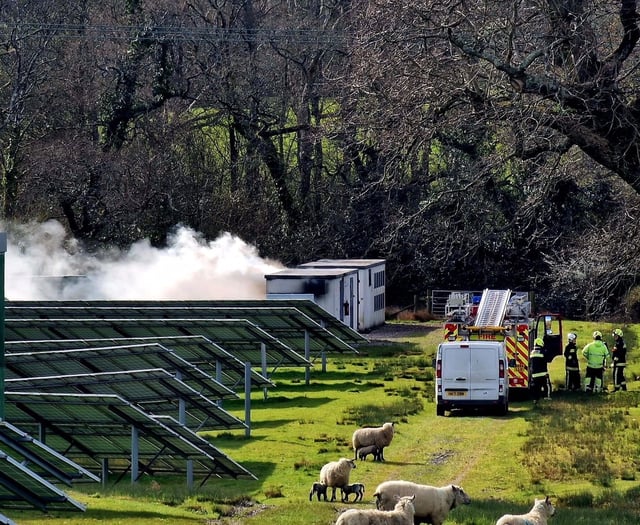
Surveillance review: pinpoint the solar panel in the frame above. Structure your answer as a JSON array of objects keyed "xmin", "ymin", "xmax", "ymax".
[
  {"xmin": 0, "ymin": 420, "xmax": 99, "ymax": 486},
  {"xmin": 5, "ymin": 303, "xmax": 359, "ymax": 354},
  {"xmin": 6, "ymin": 299, "xmax": 368, "ymax": 345},
  {"xmin": 0, "ymin": 450, "xmax": 86, "ymax": 512},
  {"xmin": 5, "ymin": 343, "xmax": 238, "ymax": 401},
  {"xmin": 6, "ymin": 336, "xmax": 274, "ymax": 391},
  {"xmin": 5, "ymin": 392, "xmax": 256, "ymax": 482},
  {"xmin": 5, "ymin": 318, "xmax": 311, "ymax": 372},
  {"xmin": 6, "ymin": 369, "xmax": 245, "ymax": 431}
]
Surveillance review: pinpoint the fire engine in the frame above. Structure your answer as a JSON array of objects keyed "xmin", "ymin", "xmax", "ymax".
[{"xmin": 443, "ymin": 289, "xmax": 563, "ymax": 392}]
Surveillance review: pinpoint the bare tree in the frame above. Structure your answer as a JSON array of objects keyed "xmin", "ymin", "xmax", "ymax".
[{"xmin": 0, "ymin": 0, "xmax": 78, "ymax": 219}]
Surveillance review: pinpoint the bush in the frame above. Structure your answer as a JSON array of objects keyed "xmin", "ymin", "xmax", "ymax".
[{"xmin": 624, "ymin": 286, "xmax": 640, "ymax": 321}]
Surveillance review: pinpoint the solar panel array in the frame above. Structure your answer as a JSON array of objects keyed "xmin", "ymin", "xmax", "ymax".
[
  {"xmin": 5, "ymin": 299, "xmax": 367, "ymax": 347},
  {"xmin": 1, "ymin": 299, "xmax": 365, "ymax": 520},
  {"xmin": 4, "ymin": 392, "xmax": 256, "ymax": 481},
  {"xmin": 0, "ymin": 420, "xmax": 99, "ymax": 486},
  {"xmin": 6, "ymin": 336, "xmax": 274, "ymax": 390}
]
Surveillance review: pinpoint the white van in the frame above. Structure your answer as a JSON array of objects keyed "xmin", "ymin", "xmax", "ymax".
[{"xmin": 435, "ymin": 340, "xmax": 509, "ymax": 416}]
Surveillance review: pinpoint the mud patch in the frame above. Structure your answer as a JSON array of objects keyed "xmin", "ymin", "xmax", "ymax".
[
  {"xmin": 429, "ymin": 449, "xmax": 454, "ymax": 465},
  {"xmin": 205, "ymin": 501, "xmax": 272, "ymax": 524}
]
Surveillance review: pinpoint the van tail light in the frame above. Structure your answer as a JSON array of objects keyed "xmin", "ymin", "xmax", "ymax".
[
  {"xmin": 499, "ymin": 360, "xmax": 505, "ymax": 378},
  {"xmin": 436, "ymin": 360, "xmax": 442, "ymax": 379}
]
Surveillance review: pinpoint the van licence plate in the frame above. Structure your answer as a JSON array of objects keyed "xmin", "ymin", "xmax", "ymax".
[{"xmin": 445, "ymin": 391, "xmax": 467, "ymax": 397}]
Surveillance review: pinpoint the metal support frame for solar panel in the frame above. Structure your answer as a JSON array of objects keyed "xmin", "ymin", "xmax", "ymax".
[
  {"xmin": 6, "ymin": 369, "xmax": 245, "ymax": 432},
  {"xmin": 0, "ymin": 450, "xmax": 86, "ymax": 512},
  {"xmin": 0, "ymin": 420, "xmax": 99, "ymax": 486},
  {"xmin": 4, "ymin": 392, "xmax": 257, "ymax": 487},
  {"xmin": 0, "ymin": 510, "xmax": 17, "ymax": 525}
]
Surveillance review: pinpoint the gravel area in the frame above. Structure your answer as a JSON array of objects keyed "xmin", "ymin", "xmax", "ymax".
[{"xmin": 366, "ymin": 322, "xmax": 435, "ymax": 341}]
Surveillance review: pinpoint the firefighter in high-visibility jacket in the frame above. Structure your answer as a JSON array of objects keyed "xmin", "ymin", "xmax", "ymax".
[
  {"xmin": 582, "ymin": 331, "xmax": 610, "ymax": 393},
  {"xmin": 611, "ymin": 328, "xmax": 627, "ymax": 392},
  {"xmin": 564, "ymin": 332, "xmax": 581, "ymax": 391},
  {"xmin": 530, "ymin": 338, "xmax": 551, "ymax": 402}
]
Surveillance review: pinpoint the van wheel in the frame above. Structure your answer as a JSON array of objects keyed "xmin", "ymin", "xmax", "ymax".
[
  {"xmin": 436, "ymin": 405, "xmax": 445, "ymax": 416},
  {"xmin": 496, "ymin": 402, "xmax": 508, "ymax": 416}
]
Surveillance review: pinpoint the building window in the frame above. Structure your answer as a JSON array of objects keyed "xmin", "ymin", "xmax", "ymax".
[
  {"xmin": 374, "ymin": 293, "xmax": 385, "ymax": 311},
  {"xmin": 374, "ymin": 270, "xmax": 385, "ymax": 288}
]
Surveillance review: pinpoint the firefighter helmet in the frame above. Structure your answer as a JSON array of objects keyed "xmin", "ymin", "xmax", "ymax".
[
  {"xmin": 568, "ymin": 332, "xmax": 577, "ymax": 342},
  {"xmin": 613, "ymin": 328, "xmax": 623, "ymax": 338},
  {"xmin": 534, "ymin": 337, "xmax": 544, "ymax": 347},
  {"xmin": 593, "ymin": 330, "xmax": 602, "ymax": 339}
]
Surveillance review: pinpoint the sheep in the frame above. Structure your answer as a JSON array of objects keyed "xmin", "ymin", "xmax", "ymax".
[
  {"xmin": 495, "ymin": 496, "xmax": 555, "ymax": 525},
  {"xmin": 358, "ymin": 444, "xmax": 382, "ymax": 461},
  {"xmin": 374, "ymin": 481, "xmax": 470, "ymax": 525},
  {"xmin": 335, "ymin": 494, "xmax": 416, "ymax": 525},
  {"xmin": 319, "ymin": 457, "xmax": 357, "ymax": 502},
  {"xmin": 341, "ymin": 482, "xmax": 365, "ymax": 502},
  {"xmin": 352, "ymin": 422, "xmax": 395, "ymax": 461},
  {"xmin": 309, "ymin": 482, "xmax": 328, "ymax": 501}
]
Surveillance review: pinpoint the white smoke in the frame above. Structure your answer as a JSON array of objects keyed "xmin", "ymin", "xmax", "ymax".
[{"xmin": 5, "ymin": 221, "xmax": 284, "ymax": 301}]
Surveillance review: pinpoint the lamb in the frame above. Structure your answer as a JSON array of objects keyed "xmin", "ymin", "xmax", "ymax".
[
  {"xmin": 319, "ymin": 457, "xmax": 357, "ymax": 502},
  {"xmin": 358, "ymin": 444, "xmax": 382, "ymax": 461},
  {"xmin": 352, "ymin": 422, "xmax": 395, "ymax": 461},
  {"xmin": 374, "ymin": 481, "xmax": 470, "ymax": 525},
  {"xmin": 309, "ymin": 482, "xmax": 328, "ymax": 501},
  {"xmin": 336, "ymin": 494, "xmax": 416, "ymax": 525},
  {"xmin": 341, "ymin": 482, "xmax": 365, "ymax": 502},
  {"xmin": 495, "ymin": 496, "xmax": 555, "ymax": 525}
]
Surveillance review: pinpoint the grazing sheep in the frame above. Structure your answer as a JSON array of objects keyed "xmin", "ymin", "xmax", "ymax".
[
  {"xmin": 374, "ymin": 481, "xmax": 470, "ymax": 525},
  {"xmin": 319, "ymin": 458, "xmax": 357, "ymax": 502},
  {"xmin": 358, "ymin": 444, "xmax": 382, "ymax": 461},
  {"xmin": 495, "ymin": 496, "xmax": 555, "ymax": 525},
  {"xmin": 352, "ymin": 422, "xmax": 395, "ymax": 461},
  {"xmin": 309, "ymin": 482, "xmax": 328, "ymax": 501},
  {"xmin": 336, "ymin": 494, "xmax": 416, "ymax": 525},
  {"xmin": 341, "ymin": 483, "xmax": 365, "ymax": 502}
]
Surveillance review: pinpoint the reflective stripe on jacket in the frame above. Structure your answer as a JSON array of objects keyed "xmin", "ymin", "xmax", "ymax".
[{"xmin": 530, "ymin": 350, "xmax": 548, "ymax": 378}]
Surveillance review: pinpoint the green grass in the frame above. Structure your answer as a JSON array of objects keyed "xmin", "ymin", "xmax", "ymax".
[{"xmin": 7, "ymin": 320, "xmax": 640, "ymax": 524}]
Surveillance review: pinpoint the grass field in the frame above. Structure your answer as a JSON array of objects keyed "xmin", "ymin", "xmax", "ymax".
[{"xmin": 7, "ymin": 319, "xmax": 640, "ymax": 524}]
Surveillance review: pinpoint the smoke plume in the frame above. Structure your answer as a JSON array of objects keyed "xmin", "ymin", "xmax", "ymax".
[{"xmin": 5, "ymin": 221, "xmax": 284, "ymax": 301}]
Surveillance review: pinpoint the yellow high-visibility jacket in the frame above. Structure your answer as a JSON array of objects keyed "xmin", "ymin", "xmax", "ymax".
[{"xmin": 582, "ymin": 340, "xmax": 610, "ymax": 369}]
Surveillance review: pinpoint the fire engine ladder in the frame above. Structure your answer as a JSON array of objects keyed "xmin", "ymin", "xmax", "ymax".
[{"xmin": 474, "ymin": 289, "xmax": 511, "ymax": 327}]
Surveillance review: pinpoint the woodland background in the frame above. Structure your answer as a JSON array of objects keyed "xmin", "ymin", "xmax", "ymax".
[{"xmin": 2, "ymin": 0, "xmax": 640, "ymax": 318}]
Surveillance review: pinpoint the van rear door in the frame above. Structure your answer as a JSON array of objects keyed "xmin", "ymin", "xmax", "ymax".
[
  {"xmin": 440, "ymin": 344, "xmax": 471, "ymax": 400},
  {"xmin": 440, "ymin": 342, "xmax": 500, "ymax": 401},
  {"xmin": 469, "ymin": 345, "xmax": 500, "ymax": 400}
]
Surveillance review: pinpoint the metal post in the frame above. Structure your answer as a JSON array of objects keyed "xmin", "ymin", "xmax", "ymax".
[
  {"xmin": 244, "ymin": 362, "xmax": 251, "ymax": 437},
  {"xmin": 0, "ymin": 232, "xmax": 6, "ymax": 421}
]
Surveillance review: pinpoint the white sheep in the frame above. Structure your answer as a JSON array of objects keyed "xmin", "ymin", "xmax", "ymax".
[
  {"xmin": 320, "ymin": 458, "xmax": 357, "ymax": 502},
  {"xmin": 374, "ymin": 481, "xmax": 470, "ymax": 525},
  {"xmin": 495, "ymin": 496, "xmax": 555, "ymax": 525},
  {"xmin": 336, "ymin": 494, "xmax": 416, "ymax": 525},
  {"xmin": 352, "ymin": 422, "xmax": 395, "ymax": 461}
]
